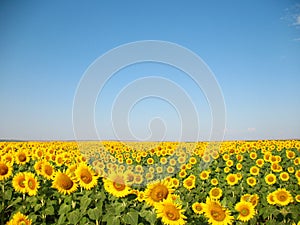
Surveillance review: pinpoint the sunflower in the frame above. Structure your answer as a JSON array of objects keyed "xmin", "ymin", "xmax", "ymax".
[
  {"xmin": 192, "ymin": 202, "xmax": 204, "ymax": 214},
  {"xmin": 200, "ymin": 170, "xmax": 210, "ymax": 180},
  {"xmin": 249, "ymin": 166, "xmax": 260, "ymax": 176},
  {"xmin": 145, "ymin": 179, "xmax": 173, "ymax": 207},
  {"xmin": 273, "ymin": 188, "xmax": 293, "ymax": 206},
  {"xmin": 226, "ymin": 174, "xmax": 238, "ymax": 186},
  {"xmin": 183, "ymin": 177, "xmax": 195, "ymax": 191},
  {"xmin": 41, "ymin": 161, "xmax": 55, "ymax": 180},
  {"xmin": 209, "ymin": 187, "xmax": 222, "ymax": 200},
  {"xmin": 8, "ymin": 212, "xmax": 32, "ymax": 225},
  {"xmin": 235, "ymin": 201, "xmax": 255, "ymax": 222},
  {"xmin": 171, "ymin": 178, "xmax": 180, "ymax": 188},
  {"xmin": 250, "ymin": 194, "xmax": 259, "ymax": 207},
  {"xmin": 224, "ymin": 167, "xmax": 230, "ymax": 173},
  {"xmin": 155, "ymin": 199, "xmax": 187, "ymax": 225},
  {"xmin": 246, "ymin": 177, "xmax": 257, "ymax": 187},
  {"xmin": 179, "ymin": 170, "xmax": 187, "ymax": 178},
  {"xmin": 256, "ymin": 158, "xmax": 264, "ymax": 167},
  {"xmin": 295, "ymin": 194, "xmax": 300, "ymax": 203},
  {"xmin": 249, "ymin": 152, "xmax": 257, "ymax": 160},
  {"xmin": 0, "ymin": 161, "xmax": 13, "ymax": 181},
  {"xmin": 34, "ymin": 160, "xmax": 44, "ymax": 176},
  {"xmin": 203, "ymin": 198, "xmax": 233, "ymax": 225},
  {"xmin": 15, "ymin": 151, "xmax": 30, "ymax": 165},
  {"xmin": 266, "ymin": 193, "xmax": 276, "ymax": 205},
  {"xmin": 279, "ymin": 172, "xmax": 289, "ymax": 181},
  {"xmin": 134, "ymin": 174, "xmax": 143, "ymax": 185},
  {"xmin": 52, "ymin": 171, "xmax": 77, "ymax": 195},
  {"xmin": 288, "ymin": 167, "xmax": 294, "ymax": 173},
  {"xmin": 265, "ymin": 174, "xmax": 276, "ymax": 185},
  {"xmin": 103, "ymin": 172, "xmax": 131, "ymax": 198},
  {"xmin": 24, "ymin": 172, "xmax": 39, "ymax": 196},
  {"xmin": 75, "ymin": 163, "xmax": 98, "ymax": 190},
  {"xmin": 236, "ymin": 163, "xmax": 242, "ymax": 171},
  {"xmin": 211, "ymin": 178, "xmax": 218, "ymax": 186},
  {"xmin": 12, "ymin": 172, "xmax": 27, "ymax": 194}
]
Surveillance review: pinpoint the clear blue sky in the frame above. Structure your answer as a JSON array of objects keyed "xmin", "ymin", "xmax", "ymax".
[{"xmin": 1, "ymin": 0, "xmax": 300, "ymax": 141}]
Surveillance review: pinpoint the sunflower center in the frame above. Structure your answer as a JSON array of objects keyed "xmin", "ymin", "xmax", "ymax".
[
  {"xmin": 212, "ymin": 189, "xmax": 220, "ymax": 197},
  {"xmin": 195, "ymin": 205, "xmax": 202, "ymax": 211},
  {"xmin": 113, "ymin": 181, "xmax": 125, "ymax": 191},
  {"xmin": 211, "ymin": 205, "xmax": 226, "ymax": 222},
  {"xmin": 45, "ymin": 165, "xmax": 53, "ymax": 176},
  {"xmin": 60, "ymin": 174, "xmax": 74, "ymax": 190},
  {"xmin": 278, "ymin": 193, "xmax": 287, "ymax": 201},
  {"xmin": 240, "ymin": 208, "xmax": 250, "ymax": 216},
  {"xmin": 18, "ymin": 153, "xmax": 26, "ymax": 162},
  {"xmin": 28, "ymin": 179, "xmax": 35, "ymax": 189},
  {"xmin": 150, "ymin": 184, "xmax": 169, "ymax": 202},
  {"xmin": 19, "ymin": 179, "xmax": 25, "ymax": 188},
  {"xmin": 165, "ymin": 205, "xmax": 180, "ymax": 221},
  {"xmin": 0, "ymin": 164, "xmax": 8, "ymax": 175},
  {"xmin": 229, "ymin": 176, "xmax": 235, "ymax": 182},
  {"xmin": 186, "ymin": 180, "xmax": 192, "ymax": 186}
]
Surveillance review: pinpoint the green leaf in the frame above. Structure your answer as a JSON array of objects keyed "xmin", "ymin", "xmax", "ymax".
[
  {"xmin": 57, "ymin": 214, "xmax": 66, "ymax": 225},
  {"xmin": 80, "ymin": 195, "xmax": 92, "ymax": 212},
  {"xmin": 4, "ymin": 189, "xmax": 12, "ymax": 200},
  {"xmin": 123, "ymin": 211, "xmax": 139, "ymax": 225},
  {"xmin": 87, "ymin": 207, "xmax": 102, "ymax": 221},
  {"xmin": 115, "ymin": 202, "xmax": 126, "ymax": 214},
  {"xmin": 59, "ymin": 203, "xmax": 71, "ymax": 215},
  {"xmin": 67, "ymin": 209, "xmax": 81, "ymax": 224},
  {"xmin": 34, "ymin": 204, "xmax": 42, "ymax": 212},
  {"xmin": 44, "ymin": 205, "xmax": 55, "ymax": 215},
  {"xmin": 107, "ymin": 216, "xmax": 120, "ymax": 225}
]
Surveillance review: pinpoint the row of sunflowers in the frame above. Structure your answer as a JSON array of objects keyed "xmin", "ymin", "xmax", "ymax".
[{"xmin": 0, "ymin": 140, "xmax": 299, "ymax": 225}]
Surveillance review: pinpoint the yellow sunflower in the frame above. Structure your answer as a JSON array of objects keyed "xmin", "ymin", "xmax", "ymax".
[
  {"xmin": 41, "ymin": 161, "xmax": 55, "ymax": 180},
  {"xmin": 203, "ymin": 197, "xmax": 233, "ymax": 225},
  {"xmin": 34, "ymin": 160, "xmax": 44, "ymax": 176},
  {"xmin": 266, "ymin": 193, "xmax": 276, "ymax": 205},
  {"xmin": 24, "ymin": 172, "xmax": 39, "ymax": 196},
  {"xmin": 273, "ymin": 188, "xmax": 293, "ymax": 206},
  {"xmin": 12, "ymin": 172, "xmax": 27, "ymax": 194},
  {"xmin": 75, "ymin": 163, "xmax": 98, "ymax": 190},
  {"xmin": 235, "ymin": 201, "xmax": 256, "ymax": 222},
  {"xmin": 246, "ymin": 177, "xmax": 257, "ymax": 187},
  {"xmin": 103, "ymin": 172, "xmax": 131, "ymax": 198},
  {"xmin": 295, "ymin": 194, "xmax": 300, "ymax": 203},
  {"xmin": 279, "ymin": 172, "xmax": 289, "ymax": 181},
  {"xmin": 52, "ymin": 171, "xmax": 77, "ymax": 195},
  {"xmin": 15, "ymin": 151, "xmax": 30, "ymax": 165},
  {"xmin": 250, "ymin": 194, "xmax": 259, "ymax": 207},
  {"xmin": 265, "ymin": 173, "xmax": 276, "ymax": 185},
  {"xmin": 209, "ymin": 187, "xmax": 222, "ymax": 200},
  {"xmin": 8, "ymin": 212, "xmax": 32, "ymax": 225},
  {"xmin": 200, "ymin": 170, "xmax": 210, "ymax": 180},
  {"xmin": 192, "ymin": 202, "xmax": 204, "ymax": 215},
  {"xmin": 155, "ymin": 199, "xmax": 187, "ymax": 225},
  {"xmin": 249, "ymin": 166, "xmax": 260, "ymax": 176},
  {"xmin": 171, "ymin": 178, "xmax": 180, "ymax": 188},
  {"xmin": 211, "ymin": 178, "xmax": 218, "ymax": 186},
  {"xmin": 183, "ymin": 177, "xmax": 195, "ymax": 191},
  {"xmin": 145, "ymin": 179, "xmax": 173, "ymax": 207},
  {"xmin": 0, "ymin": 161, "xmax": 13, "ymax": 181},
  {"xmin": 226, "ymin": 174, "xmax": 239, "ymax": 186},
  {"xmin": 256, "ymin": 158, "xmax": 264, "ymax": 167}
]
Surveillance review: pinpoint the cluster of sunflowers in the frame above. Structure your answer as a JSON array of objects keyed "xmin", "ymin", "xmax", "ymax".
[{"xmin": 0, "ymin": 140, "xmax": 299, "ymax": 225}]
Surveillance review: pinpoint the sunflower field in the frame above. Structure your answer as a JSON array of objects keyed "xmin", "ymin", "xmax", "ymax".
[{"xmin": 0, "ymin": 140, "xmax": 300, "ymax": 225}]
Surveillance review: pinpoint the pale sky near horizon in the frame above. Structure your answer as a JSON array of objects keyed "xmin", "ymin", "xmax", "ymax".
[{"xmin": 1, "ymin": 1, "xmax": 300, "ymax": 141}]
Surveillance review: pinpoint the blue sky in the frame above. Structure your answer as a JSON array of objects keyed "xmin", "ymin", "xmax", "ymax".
[{"xmin": 1, "ymin": 0, "xmax": 300, "ymax": 141}]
